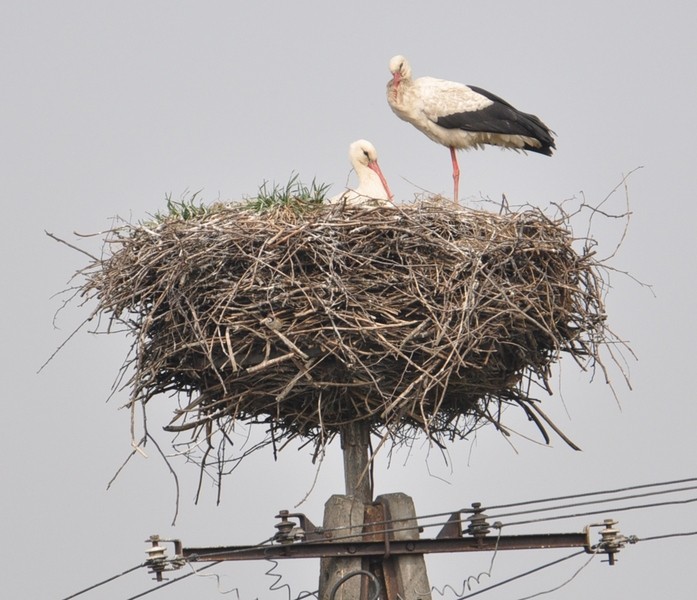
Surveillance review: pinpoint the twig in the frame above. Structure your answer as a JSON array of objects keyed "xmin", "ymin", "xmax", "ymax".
[{"xmin": 45, "ymin": 230, "xmax": 99, "ymax": 261}]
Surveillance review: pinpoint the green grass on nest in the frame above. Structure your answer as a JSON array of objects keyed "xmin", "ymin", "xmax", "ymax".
[{"xmin": 147, "ymin": 174, "xmax": 331, "ymax": 226}]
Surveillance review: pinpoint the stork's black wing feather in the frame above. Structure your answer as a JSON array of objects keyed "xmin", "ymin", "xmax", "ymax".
[{"xmin": 436, "ymin": 85, "xmax": 556, "ymax": 155}]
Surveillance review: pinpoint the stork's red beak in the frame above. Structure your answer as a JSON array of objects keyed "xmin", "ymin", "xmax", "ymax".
[{"xmin": 369, "ymin": 161, "xmax": 394, "ymax": 201}]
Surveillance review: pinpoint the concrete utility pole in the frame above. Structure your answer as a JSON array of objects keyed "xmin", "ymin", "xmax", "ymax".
[
  {"xmin": 340, "ymin": 422, "xmax": 372, "ymax": 503},
  {"xmin": 319, "ymin": 422, "xmax": 432, "ymax": 599}
]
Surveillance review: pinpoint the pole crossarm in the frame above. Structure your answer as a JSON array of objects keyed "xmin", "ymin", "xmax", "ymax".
[
  {"xmin": 144, "ymin": 510, "xmax": 632, "ymax": 596},
  {"xmin": 179, "ymin": 532, "xmax": 589, "ymax": 562}
]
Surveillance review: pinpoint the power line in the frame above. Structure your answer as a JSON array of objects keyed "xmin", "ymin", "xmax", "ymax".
[
  {"xmin": 253, "ymin": 482, "xmax": 697, "ymax": 545},
  {"xmin": 59, "ymin": 563, "xmax": 144, "ymax": 600},
  {"xmin": 487, "ymin": 484, "xmax": 697, "ymax": 522},
  {"xmin": 125, "ymin": 536, "xmax": 277, "ymax": 599},
  {"xmin": 57, "ymin": 476, "xmax": 697, "ymax": 598},
  {"xmin": 186, "ymin": 492, "xmax": 697, "ymax": 555},
  {"xmin": 637, "ymin": 530, "xmax": 697, "ymax": 543},
  {"xmin": 456, "ymin": 550, "xmax": 587, "ymax": 599},
  {"xmin": 282, "ymin": 476, "xmax": 697, "ymax": 541},
  {"xmin": 122, "ymin": 525, "xmax": 697, "ymax": 600},
  {"xmin": 162, "ymin": 526, "xmax": 697, "ymax": 600},
  {"xmin": 125, "ymin": 562, "xmax": 221, "ymax": 599},
  {"xmin": 513, "ymin": 552, "xmax": 597, "ymax": 600},
  {"xmin": 449, "ymin": 527, "xmax": 697, "ymax": 600},
  {"xmin": 170, "ymin": 519, "xmax": 697, "ymax": 600},
  {"xmin": 427, "ymin": 526, "xmax": 503, "ymax": 598},
  {"xmin": 487, "ymin": 476, "xmax": 697, "ymax": 511},
  {"xmin": 501, "ymin": 495, "xmax": 697, "ymax": 528}
]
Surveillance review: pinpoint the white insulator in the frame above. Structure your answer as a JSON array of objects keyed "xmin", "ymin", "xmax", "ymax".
[{"xmin": 145, "ymin": 545, "xmax": 167, "ymax": 560}]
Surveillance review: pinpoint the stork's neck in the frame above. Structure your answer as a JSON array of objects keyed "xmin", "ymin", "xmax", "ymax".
[
  {"xmin": 387, "ymin": 77, "xmax": 415, "ymax": 122},
  {"xmin": 355, "ymin": 162, "xmax": 388, "ymax": 200},
  {"xmin": 387, "ymin": 75, "xmax": 406, "ymax": 105},
  {"xmin": 357, "ymin": 162, "xmax": 378, "ymax": 185}
]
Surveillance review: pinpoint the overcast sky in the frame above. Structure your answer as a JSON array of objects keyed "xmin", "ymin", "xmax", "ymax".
[{"xmin": 3, "ymin": 2, "xmax": 697, "ymax": 599}]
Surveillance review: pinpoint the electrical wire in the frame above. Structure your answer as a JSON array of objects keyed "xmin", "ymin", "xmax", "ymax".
[
  {"xmin": 59, "ymin": 476, "xmax": 697, "ymax": 599},
  {"xmin": 636, "ymin": 530, "xmax": 697, "ymax": 542},
  {"xmin": 265, "ymin": 558, "xmax": 291, "ymax": 599},
  {"xmin": 264, "ymin": 558, "xmax": 318, "ymax": 600},
  {"xmin": 59, "ymin": 537, "xmax": 274, "ymax": 599},
  {"xmin": 500, "ymin": 494, "xmax": 697, "ymax": 528},
  {"xmin": 124, "ymin": 536, "xmax": 276, "ymax": 600},
  {"xmin": 329, "ymin": 569, "xmax": 380, "ymax": 600},
  {"xmin": 118, "ymin": 523, "xmax": 697, "ymax": 600},
  {"xmin": 59, "ymin": 563, "xmax": 144, "ymax": 600},
  {"xmin": 193, "ymin": 497, "xmax": 696, "ymax": 600},
  {"xmin": 512, "ymin": 551, "xmax": 598, "ymax": 600},
  {"xmin": 184, "ymin": 484, "xmax": 697, "ymax": 554},
  {"xmin": 349, "ymin": 477, "xmax": 697, "ymax": 539},
  {"xmin": 245, "ymin": 476, "xmax": 697, "ymax": 545},
  {"xmin": 454, "ymin": 542, "xmax": 605, "ymax": 600},
  {"xmin": 427, "ymin": 527, "xmax": 503, "ymax": 598},
  {"xmin": 125, "ymin": 562, "xmax": 221, "ymax": 599},
  {"xmin": 184, "ymin": 560, "xmax": 244, "ymax": 596},
  {"xmin": 487, "ymin": 476, "xmax": 697, "ymax": 510},
  {"xmin": 486, "ymin": 483, "xmax": 697, "ymax": 522},
  {"xmin": 455, "ymin": 550, "xmax": 586, "ymax": 599}
]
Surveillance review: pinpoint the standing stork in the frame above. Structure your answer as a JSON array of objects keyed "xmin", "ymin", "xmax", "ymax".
[
  {"xmin": 329, "ymin": 139, "xmax": 393, "ymax": 206},
  {"xmin": 387, "ymin": 55, "xmax": 555, "ymax": 204}
]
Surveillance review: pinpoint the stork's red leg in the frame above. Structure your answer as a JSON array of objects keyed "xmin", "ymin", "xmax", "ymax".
[{"xmin": 449, "ymin": 147, "xmax": 459, "ymax": 204}]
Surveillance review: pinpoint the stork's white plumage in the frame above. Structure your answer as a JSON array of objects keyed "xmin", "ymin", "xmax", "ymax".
[
  {"xmin": 387, "ymin": 55, "xmax": 555, "ymax": 204},
  {"xmin": 329, "ymin": 139, "xmax": 393, "ymax": 206}
]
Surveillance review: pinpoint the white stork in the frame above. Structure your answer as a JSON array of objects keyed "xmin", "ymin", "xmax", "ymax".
[
  {"xmin": 387, "ymin": 55, "xmax": 555, "ymax": 204},
  {"xmin": 329, "ymin": 139, "xmax": 393, "ymax": 206}
]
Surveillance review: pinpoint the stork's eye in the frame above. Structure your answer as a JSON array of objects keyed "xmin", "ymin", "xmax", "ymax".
[{"xmin": 363, "ymin": 150, "xmax": 370, "ymax": 159}]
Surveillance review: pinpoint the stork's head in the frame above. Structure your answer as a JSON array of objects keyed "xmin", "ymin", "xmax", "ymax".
[
  {"xmin": 349, "ymin": 140, "xmax": 394, "ymax": 201},
  {"xmin": 349, "ymin": 139, "xmax": 379, "ymax": 168},
  {"xmin": 388, "ymin": 55, "xmax": 411, "ymax": 87}
]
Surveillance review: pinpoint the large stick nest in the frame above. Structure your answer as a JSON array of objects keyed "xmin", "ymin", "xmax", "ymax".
[{"xmin": 80, "ymin": 198, "xmax": 618, "ymax": 457}]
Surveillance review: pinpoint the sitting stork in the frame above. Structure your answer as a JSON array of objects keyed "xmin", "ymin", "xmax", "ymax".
[{"xmin": 329, "ymin": 139, "xmax": 393, "ymax": 206}]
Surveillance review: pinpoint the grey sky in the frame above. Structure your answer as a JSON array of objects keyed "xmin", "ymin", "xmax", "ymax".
[{"xmin": 3, "ymin": 1, "xmax": 696, "ymax": 598}]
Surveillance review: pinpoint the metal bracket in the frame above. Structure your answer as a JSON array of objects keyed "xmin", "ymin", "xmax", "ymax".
[
  {"xmin": 436, "ymin": 502, "xmax": 498, "ymax": 540},
  {"xmin": 584, "ymin": 519, "xmax": 637, "ymax": 565},
  {"xmin": 274, "ymin": 510, "xmax": 323, "ymax": 543},
  {"xmin": 437, "ymin": 512, "xmax": 464, "ymax": 539}
]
